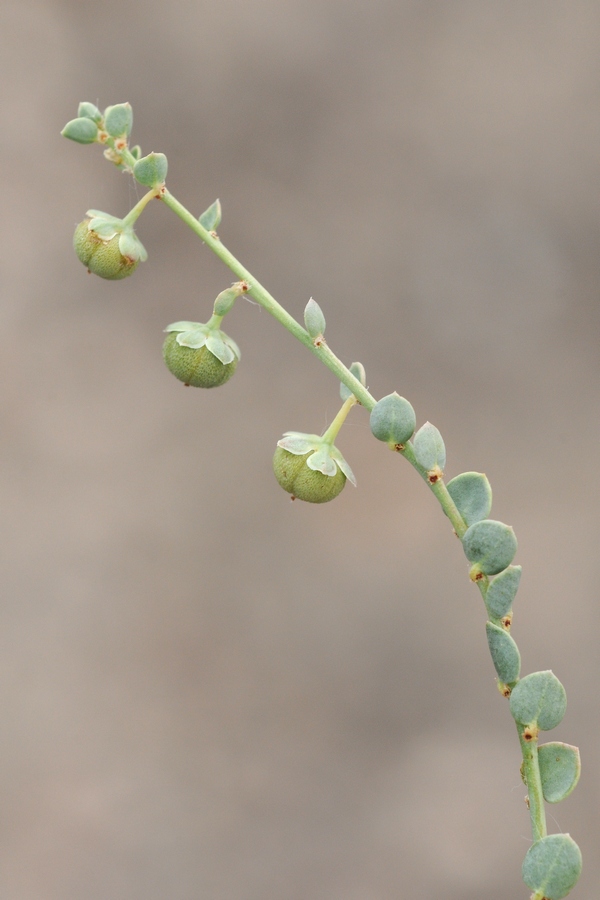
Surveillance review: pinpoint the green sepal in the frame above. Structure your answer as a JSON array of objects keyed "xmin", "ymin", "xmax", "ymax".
[
  {"xmin": 522, "ymin": 834, "xmax": 582, "ymax": 899},
  {"xmin": 133, "ymin": 152, "xmax": 168, "ymax": 188},
  {"xmin": 413, "ymin": 422, "xmax": 446, "ymax": 471},
  {"xmin": 446, "ymin": 472, "xmax": 492, "ymax": 526},
  {"xmin": 370, "ymin": 393, "xmax": 416, "ymax": 446},
  {"xmin": 486, "ymin": 622, "xmax": 521, "ymax": 684},
  {"xmin": 276, "ymin": 432, "xmax": 356, "ymax": 487},
  {"xmin": 118, "ymin": 230, "xmax": 147, "ymax": 263},
  {"xmin": 163, "ymin": 321, "xmax": 240, "ymax": 364},
  {"xmin": 304, "ymin": 298, "xmax": 326, "ymax": 339},
  {"xmin": 61, "ymin": 117, "xmax": 99, "ymax": 144},
  {"xmin": 509, "ymin": 670, "xmax": 567, "ymax": 730},
  {"xmin": 103, "ymin": 102, "xmax": 133, "ymax": 137},
  {"xmin": 77, "ymin": 102, "xmax": 102, "ymax": 123},
  {"xmin": 340, "ymin": 362, "xmax": 366, "ymax": 401},
  {"xmin": 199, "ymin": 199, "xmax": 222, "ymax": 231},
  {"xmin": 462, "ymin": 519, "xmax": 517, "ymax": 576},
  {"xmin": 485, "ymin": 565, "xmax": 521, "ymax": 618},
  {"xmin": 538, "ymin": 742, "xmax": 581, "ymax": 803}
]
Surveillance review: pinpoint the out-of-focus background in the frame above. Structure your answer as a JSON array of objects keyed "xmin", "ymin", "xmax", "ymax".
[{"xmin": 2, "ymin": 2, "xmax": 599, "ymax": 897}]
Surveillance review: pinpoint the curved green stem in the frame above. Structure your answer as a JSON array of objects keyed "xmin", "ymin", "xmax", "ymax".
[
  {"xmin": 322, "ymin": 396, "xmax": 357, "ymax": 444},
  {"xmin": 122, "ymin": 189, "xmax": 157, "ymax": 227}
]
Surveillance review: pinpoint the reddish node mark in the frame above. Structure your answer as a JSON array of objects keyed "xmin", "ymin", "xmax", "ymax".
[
  {"xmin": 523, "ymin": 728, "xmax": 534, "ymax": 742},
  {"xmin": 428, "ymin": 474, "xmax": 439, "ymax": 483},
  {"xmin": 501, "ymin": 686, "xmax": 511, "ymax": 698},
  {"xmin": 290, "ymin": 495, "xmax": 297, "ymax": 502},
  {"xmin": 501, "ymin": 615, "xmax": 512, "ymax": 630},
  {"xmin": 394, "ymin": 443, "xmax": 404, "ymax": 452},
  {"xmin": 474, "ymin": 571, "xmax": 484, "ymax": 581}
]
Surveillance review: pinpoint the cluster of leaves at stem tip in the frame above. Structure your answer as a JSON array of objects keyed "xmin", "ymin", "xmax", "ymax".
[{"xmin": 63, "ymin": 101, "xmax": 582, "ymax": 899}]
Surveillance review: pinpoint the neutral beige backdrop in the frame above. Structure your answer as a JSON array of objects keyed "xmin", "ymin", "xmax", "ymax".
[{"xmin": 2, "ymin": 1, "xmax": 599, "ymax": 897}]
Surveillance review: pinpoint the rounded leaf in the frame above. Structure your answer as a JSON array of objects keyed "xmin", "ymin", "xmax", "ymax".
[
  {"xmin": 486, "ymin": 622, "xmax": 521, "ymax": 684},
  {"xmin": 77, "ymin": 102, "xmax": 103, "ymax": 123},
  {"xmin": 103, "ymin": 102, "xmax": 133, "ymax": 137},
  {"xmin": 446, "ymin": 472, "xmax": 492, "ymax": 527},
  {"xmin": 273, "ymin": 448, "xmax": 346, "ymax": 503},
  {"xmin": 61, "ymin": 117, "xmax": 98, "ymax": 144},
  {"xmin": 462, "ymin": 519, "xmax": 517, "ymax": 576},
  {"xmin": 162, "ymin": 333, "xmax": 237, "ymax": 388},
  {"xmin": 413, "ymin": 422, "xmax": 446, "ymax": 471},
  {"xmin": 522, "ymin": 834, "xmax": 582, "ymax": 899},
  {"xmin": 370, "ymin": 393, "xmax": 416, "ymax": 445},
  {"xmin": 509, "ymin": 670, "xmax": 567, "ymax": 731},
  {"xmin": 133, "ymin": 152, "xmax": 168, "ymax": 187},
  {"xmin": 538, "ymin": 742, "xmax": 581, "ymax": 803},
  {"xmin": 485, "ymin": 565, "xmax": 522, "ymax": 618},
  {"xmin": 304, "ymin": 297, "xmax": 326, "ymax": 338}
]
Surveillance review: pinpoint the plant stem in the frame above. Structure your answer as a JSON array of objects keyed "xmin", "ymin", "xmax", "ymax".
[
  {"xmin": 159, "ymin": 185, "xmax": 548, "ymax": 869},
  {"xmin": 322, "ymin": 396, "xmax": 357, "ymax": 444},
  {"xmin": 122, "ymin": 189, "xmax": 158, "ymax": 227},
  {"xmin": 518, "ymin": 726, "xmax": 547, "ymax": 842}
]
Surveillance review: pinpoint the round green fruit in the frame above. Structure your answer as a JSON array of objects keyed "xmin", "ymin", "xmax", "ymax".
[
  {"xmin": 273, "ymin": 447, "xmax": 346, "ymax": 503},
  {"xmin": 162, "ymin": 332, "xmax": 238, "ymax": 388},
  {"xmin": 73, "ymin": 219, "xmax": 139, "ymax": 280}
]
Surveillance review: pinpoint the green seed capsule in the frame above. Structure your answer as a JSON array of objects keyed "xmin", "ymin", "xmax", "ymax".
[
  {"xmin": 273, "ymin": 447, "xmax": 346, "ymax": 503},
  {"xmin": 73, "ymin": 219, "xmax": 139, "ymax": 280},
  {"xmin": 162, "ymin": 332, "xmax": 238, "ymax": 387}
]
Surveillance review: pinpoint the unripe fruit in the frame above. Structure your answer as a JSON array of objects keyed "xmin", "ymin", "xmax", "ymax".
[
  {"xmin": 73, "ymin": 219, "xmax": 139, "ymax": 280},
  {"xmin": 162, "ymin": 332, "xmax": 238, "ymax": 388},
  {"xmin": 273, "ymin": 447, "xmax": 346, "ymax": 503}
]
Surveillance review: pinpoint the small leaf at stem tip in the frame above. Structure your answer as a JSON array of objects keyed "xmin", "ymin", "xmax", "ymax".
[
  {"xmin": 446, "ymin": 472, "xmax": 492, "ymax": 526},
  {"xmin": 485, "ymin": 622, "xmax": 520, "ymax": 684},
  {"xmin": 370, "ymin": 393, "xmax": 416, "ymax": 445},
  {"xmin": 304, "ymin": 297, "xmax": 326, "ymax": 339},
  {"xmin": 462, "ymin": 519, "xmax": 517, "ymax": 576},
  {"xmin": 77, "ymin": 102, "xmax": 102, "ymax": 123},
  {"xmin": 522, "ymin": 834, "xmax": 582, "ymax": 899},
  {"xmin": 61, "ymin": 117, "xmax": 99, "ymax": 144},
  {"xmin": 538, "ymin": 742, "xmax": 581, "ymax": 803},
  {"xmin": 199, "ymin": 199, "xmax": 222, "ymax": 231},
  {"xmin": 103, "ymin": 102, "xmax": 133, "ymax": 137},
  {"xmin": 340, "ymin": 362, "xmax": 366, "ymax": 401},
  {"xmin": 509, "ymin": 670, "xmax": 567, "ymax": 731},
  {"xmin": 485, "ymin": 565, "xmax": 521, "ymax": 618},
  {"xmin": 412, "ymin": 422, "xmax": 446, "ymax": 471},
  {"xmin": 133, "ymin": 152, "xmax": 168, "ymax": 188}
]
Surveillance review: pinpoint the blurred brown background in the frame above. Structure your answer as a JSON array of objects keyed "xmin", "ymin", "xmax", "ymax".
[{"xmin": 1, "ymin": 1, "xmax": 599, "ymax": 897}]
